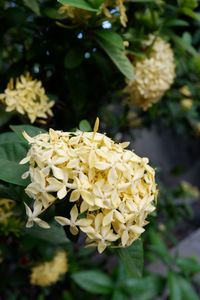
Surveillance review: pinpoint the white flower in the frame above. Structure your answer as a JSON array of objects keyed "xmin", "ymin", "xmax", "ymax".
[{"xmin": 24, "ymin": 202, "xmax": 50, "ymax": 229}]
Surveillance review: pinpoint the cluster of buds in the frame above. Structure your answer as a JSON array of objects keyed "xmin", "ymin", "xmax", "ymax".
[
  {"xmin": 0, "ymin": 73, "xmax": 54, "ymax": 123},
  {"xmin": 125, "ymin": 35, "xmax": 176, "ymax": 110},
  {"xmin": 21, "ymin": 119, "xmax": 157, "ymax": 253}
]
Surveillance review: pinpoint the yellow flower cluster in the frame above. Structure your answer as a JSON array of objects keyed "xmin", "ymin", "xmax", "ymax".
[
  {"xmin": 0, "ymin": 198, "xmax": 15, "ymax": 224},
  {"xmin": 58, "ymin": 0, "xmax": 127, "ymax": 27},
  {"xmin": 21, "ymin": 119, "xmax": 157, "ymax": 253},
  {"xmin": 125, "ymin": 35, "xmax": 176, "ymax": 110},
  {"xmin": 0, "ymin": 73, "xmax": 54, "ymax": 123},
  {"xmin": 30, "ymin": 251, "xmax": 68, "ymax": 286}
]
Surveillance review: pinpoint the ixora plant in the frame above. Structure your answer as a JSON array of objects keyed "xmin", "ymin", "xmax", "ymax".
[{"xmin": 20, "ymin": 118, "xmax": 157, "ymax": 253}]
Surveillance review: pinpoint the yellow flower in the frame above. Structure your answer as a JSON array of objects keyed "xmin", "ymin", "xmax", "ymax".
[
  {"xmin": 125, "ymin": 35, "xmax": 176, "ymax": 110},
  {"xmin": 30, "ymin": 251, "xmax": 68, "ymax": 287},
  {"xmin": 179, "ymin": 85, "xmax": 192, "ymax": 97},
  {"xmin": 21, "ymin": 118, "xmax": 157, "ymax": 253},
  {"xmin": 0, "ymin": 73, "xmax": 54, "ymax": 123},
  {"xmin": 180, "ymin": 98, "xmax": 193, "ymax": 110}
]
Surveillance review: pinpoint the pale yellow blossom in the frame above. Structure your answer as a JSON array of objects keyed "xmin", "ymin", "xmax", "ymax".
[
  {"xmin": 125, "ymin": 35, "xmax": 176, "ymax": 110},
  {"xmin": 179, "ymin": 85, "xmax": 192, "ymax": 97},
  {"xmin": 180, "ymin": 98, "xmax": 193, "ymax": 110},
  {"xmin": 0, "ymin": 73, "xmax": 54, "ymax": 123},
  {"xmin": 21, "ymin": 118, "xmax": 157, "ymax": 253},
  {"xmin": 30, "ymin": 251, "xmax": 68, "ymax": 286}
]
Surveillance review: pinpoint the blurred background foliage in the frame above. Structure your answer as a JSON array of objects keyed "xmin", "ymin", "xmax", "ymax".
[{"xmin": 0, "ymin": 0, "xmax": 200, "ymax": 299}]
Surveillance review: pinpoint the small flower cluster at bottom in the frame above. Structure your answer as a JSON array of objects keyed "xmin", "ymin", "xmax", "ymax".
[
  {"xmin": 21, "ymin": 118, "xmax": 157, "ymax": 253},
  {"xmin": 30, "ymin": 251, "xmax": 68, "ymax": 287}
]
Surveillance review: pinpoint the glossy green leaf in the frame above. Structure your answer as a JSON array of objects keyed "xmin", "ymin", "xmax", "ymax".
[
  {"xmin": 88, "ymin": 0, "xmax": 104, "ymax": 8},
  {"xmin": 24, "ymin": 222, "xmax": 69, "ymax": 245},
  {"xmin": 124, "ymin": 276, "xmax": 163, "ymax": 300},
  {"xmin": 167, "ymin": 272, "xmax": 182, "ymax": 300},
  {"xmin": 71, "ymin": 270, "xmax": 113, "ymax": 294},
  {"xmin": 177, "ymin": 257, "xmax": 200, "ymax": 275},
  {"xmin": 0, "ymin": 106, "xmax": 13, "ymax": 127},
  {"xmin": 180, "ymin": 7, "xmax": 200, "ymax": 21},
  {"xmin": 178, "ymin": 0, "xmax": 198, "ymax": 9},
  {"xmin": 148, "ymin": 230, "xmax": 172, "ymax": 264},
  {"xmin": 23, "ymin": 0, "xmax": 40, "ymax": 15},
  {"xmin": 0, "ymin": 142, "xmax": 27, "ymax": 162},
  {"xmin": 179, "ymin": 277, "xmax": 199, "ymax": 300},
  {"xmin": 0, "ymin": 159, "xmax": 29, "ymax": 186},
  {"xmin": 95, "ymin": 30, "xmax": 134, "ymax": 81},
  {"xmin": 10, "ymin": 125, "xmax": 46, "ymax": 142},
  {"xmin": 57, "ymin": 0, "xmax": 99, "ymax": 12},
  {"xmin": 117, "ymin": 239, "xmax": 143, "ymax": 278},
  {"xmin": 79, "ymin": 119, "xmax": 92, "ymax": 131}
]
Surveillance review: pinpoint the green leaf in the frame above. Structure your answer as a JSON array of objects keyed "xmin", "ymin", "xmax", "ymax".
[
  {"xmin": 0, "ymin": 132, "xmax": 22, "ymax": 144},
  {"xmin": 124, "ymin": 276, "xmax": 163, "ymax": 300},
  {"xmin": 177, "ymin": 257, "xmax": 200, "ymax": 275},
  {"xmin": 112, "ymin": 289, "xmax": 127, "ymax": 300},
  {"xmin": 0, "ymin": 142, "xmax": 27, "ymax": 162},
  {"xmin": 64, "ymin": 49, "xmax": 84, "ymax": 69},
  {"xmin": 178, "ymin": 0, "xmax": 198, "ymax": 9},
  {"xmin": 23, "ymin": 0, "xmax": 40, "ymax": 15},
  {"xmin": 0, "ymin": 159, "xmax": 28, "ymax": 186},
  {"xmin": 24, "ymin": 222, "xmax": 69, "ymax": 245},
  {"xmin": 0, "ymin": 106, "xmax": 13, "ymax": 127},
  {"xmin": 79, "ymin": 119, "xmax": 92, "ymax": 131},
  {"xmin": 0, "ymin": 131, "xmax": 28, "ymax": 162},
  {"xmin": 95, "ymin": 30, "xmax": 134, "ymax": 81},
  {"xmin": 167, "ymin": 272, "xmax": 182, "ymax": 300},
  {"xmin": 57, "ymin": 0, "xmax": 99, "ymax": 12},
  {"xmin": 0, "ymin": 131, "xmax": 29, "ymax": 186},
  {"xmin": 71, "ymin": 270, "xmax": 113, "ymax": 294},
  {"xmin": 88, "ymin": 0, "xmax": 104, "ymax": 8},
  {"xmin": 42, "ymin": 7, "xmax": 64, "ymax": 19},
  {"xmin": 180, "ymin": 7, "xmax": 200, "ymax": 21},
  {"xmin": 179, "ymin": 277, "xmax": 199, "ymax": 300},
  {"xmin": 10, "ymin": 125, "xmax": 46, "ymax": 142},
  {"xmin": 165, "ymin": 19, "xmax": 189, "ymax": 27},
  {"xmin": 117, "ymin": 239, "xmax": 143, "ymax": 278},
  {"xmin": 148, "ymin": 230, "xmax": 172, "ymax": 264},
  {"xmin": 172, "ymin": 34, "xmax": 197, "ymax": 55}
]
